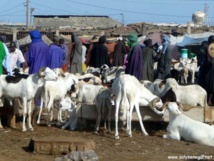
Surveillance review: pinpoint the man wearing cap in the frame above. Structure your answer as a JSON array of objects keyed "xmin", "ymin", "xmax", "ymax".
[
  {"xmin": 26, "ymin": 30, "xmax": 49, "ymax": 74},
  {"xmin": 0, "ymin": 36, "xmax": 13, "ymax": 75},
  {"xmin": 125, "ymin": 34, "xmax": 143, "ymax": 80}
]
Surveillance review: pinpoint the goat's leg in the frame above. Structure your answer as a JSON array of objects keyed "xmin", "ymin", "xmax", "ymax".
[
  {"xmin": 127, "ymin": 102, "xmax": 134, "ymax": 137},
  {"xmin": 107, "ymin": 103, "xmax": 112, "ymax": 133},
  {"xmin": 27, "ymin": 100, "xmax": 34, "ymax": 131},
  {"xmin": 191, "ymin": 71, "xmax": 195, "ymax": 84},
  {"xmin": 36, "ymin": 97, "xmax": 44, "ymax": 124},
  {"xmin": 57, "ymin": 109, "xmax": 63, "ymax": 122},
  {"xmin": 135, "ymin": 103, "xmax": 148, "ymax": 136},
  {"xmin": 115, "ymin": 100, "xmax": 120, "ymax": 139},
  {"xmin": 95, "ymin": 101, "xmax": 102, "ymax": 133},
  {"xmin": 22, "ymin": 98, "xmax": 27, "ymax": 132},
  {"xmin": 0, "ymin": 118, "xmax": 3, "ymax": 128},
  {"xmin": 163, "ymin": 132, "xmax": 181, "ymax": 141}
]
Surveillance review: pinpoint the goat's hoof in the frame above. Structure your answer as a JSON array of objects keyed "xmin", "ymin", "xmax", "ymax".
[
  {"xmin": 115, "ymin": 135, "xmax": 120, "ymax": 140},
  {"xmin": 22, "ymin": 129, "xmax": 27, "ymax": 132},
  {"xmin": 128, "ymin": 134, "xmax": 132, "ymax": 138},
  {"xmin": 36, "ymin": 122, "xmax": 40, "ymax": 125},
  {"xmin": 144, "ymin": 133, "xmax": 149, "ymax": 136},
  {"xmin": 29, "ymin": 128, "xmax": 34, "ymax": 131}
]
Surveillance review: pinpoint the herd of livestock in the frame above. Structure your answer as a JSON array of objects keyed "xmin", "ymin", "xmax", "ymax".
[{"xmin": 0, "ymin": 55, "xmax": 214, "ymax": 147}]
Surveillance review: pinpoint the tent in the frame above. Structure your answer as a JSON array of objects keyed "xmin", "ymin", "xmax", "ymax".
[{"xmin": 173, "ymin": 32, "xmax": 214, "ymax": 47}]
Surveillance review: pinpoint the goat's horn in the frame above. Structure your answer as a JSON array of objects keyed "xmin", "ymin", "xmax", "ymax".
[
  {"xmin": 159, "ymin": 101, "xmax": 170, "ymax": 111},
  {"xmin": 38, "ymin": 67, "xmax": 46, "ymax": 77}
]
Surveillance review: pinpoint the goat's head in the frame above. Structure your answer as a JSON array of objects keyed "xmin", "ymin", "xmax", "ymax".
[
  {"xmin": 159, "ymin": 102, "xmax": 182, "ymax": 116},
  {"xmin": 53, "ymin": 68, "xmax": 66, "ymax": 77},
  {"xmin": 38, "ymin": 67, "xmax": 58, "ymax": 81},
  {"xmin": 59, "ymin": 96, "xmax": 76, "ymax": 110},
  {"xmin": 148, "ymin": 97, "xmax": 164, "ymax": 116}
]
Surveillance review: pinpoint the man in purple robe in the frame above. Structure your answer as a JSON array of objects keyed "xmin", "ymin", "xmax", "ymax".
[
  {"xmin": 48, "ymin": 39, "xmax": 63, "ymax": 69},
  {"xmin": 26, "ymin": 30, "xmax": 49, "ymax": 74},
  {"xmin": 125, "ymin": 34, "xmax": 143, "ymax": 80}
]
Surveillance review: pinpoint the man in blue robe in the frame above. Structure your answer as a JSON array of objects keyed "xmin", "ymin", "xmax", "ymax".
[
  {"xmin": 48, "ymin": 39, "xmax": 63, "ymax": 69},
  {"xmin": 26, "ymin": 30, "xmax": 49, "ymax": 74}
]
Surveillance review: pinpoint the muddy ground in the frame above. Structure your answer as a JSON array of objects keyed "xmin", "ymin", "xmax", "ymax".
[{"xmin": 0, "ymin": 116, "xmax": 214, "ymax": 161}]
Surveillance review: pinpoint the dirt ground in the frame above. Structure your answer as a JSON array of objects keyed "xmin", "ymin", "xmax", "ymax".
[{"xmin": 0, "ymin": 116, "xmax": 214, "ymax": 161}]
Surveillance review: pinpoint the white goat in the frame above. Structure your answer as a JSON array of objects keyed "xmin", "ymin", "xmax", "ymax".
[
  {"xmin": 76, "ymin": 84, "xmax": 112, "ymax": 132},
  {"xmin": 162, "ymin": 102, "xmax": 214, "ymax": 147},
  {"xmin": 112, "ymin": 74, "xmax": 164, "ymax": 139},
  {"xmin": 36, "ymin": 73, "xmax": 78, "ymax": 125},
  {"xmin": 159, "ymin": 78, "xmax": 207, "ymax": 106},
  {"xmin": 0, "ymin": 67, "xmax": 58, "ymax": 131},
  {"xmin": 59, "ymin": 96, "xmax": 77, "ymax": 130}
]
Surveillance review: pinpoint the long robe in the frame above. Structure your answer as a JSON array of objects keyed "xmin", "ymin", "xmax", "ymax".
[
  {"xmin": 89, "ymin": 43, "xmax": 110, "ymax": 68},
  {"xmin": 205, "ymin": 54, "xmax": 214, "ymax": 93},
  {"xmin": 157, "ymin": 45, "xmax": 172, "ymax": 79},
  {"xmin": 0, "ymin": 42, "xmax": 6, "ymax": 75},
  {"xmin": 26, "ymin": 30, "xmax": 49, "ymax": 74},
  {"xmin": 70, "ymin": 33, "xmax": 82, "ymax": 74},
  {"xmin": 112, "ymin": 41, "xmax": 126, "ymax": 66},
  {"xmin": 142, "ymin": 47, "xmax": 156, "ymax": 81},
  {"xmin": 49, "ymin": 44, "xmax": 63, "ymax": 69},
  {"xmin": 125, "ymin": 45, "xmax": 143, "ymax": 80}
]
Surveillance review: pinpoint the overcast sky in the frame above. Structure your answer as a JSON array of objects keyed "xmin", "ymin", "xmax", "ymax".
[{"xmin": 0, "ymin": 0, "xmax": 213, "ymax": 25}]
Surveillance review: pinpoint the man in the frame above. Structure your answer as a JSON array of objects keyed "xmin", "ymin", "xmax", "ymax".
[
  {"xmin": 142, "ymin": 39, "xmax": 157, "ymax": 81},
  {"xmin": 125, "ymin": 34, "xmax": 143, "ymax": 80},
  {"xmin": 9, "ymin": 41, "xmax": 26, "ymax": 72},
  {"xmin": 157, "ymin": 35, "xmax": 172, "ymax": 79},
  {"xmin": 70, "ymin": 32, "xmax": 82, "ymax": 74},
  {"xmin": 89, "ymin": 36, "xmax": 110, "ymax": 68},
  {"xmin": 59, "ymin": 38, "xmax": 69, "ymax": 72},
  {"xmin": 26, "ymin": 30, "xmax": 49, "ymax": 74},
  {"xmin": 0, "ymin": 36, "xmax": 12, "ymax": 75},
  {"xmin": 112, "ymin": 37, "xmax": 127, "ymax": 67},
  {"xmin": 48, "ymin": 38, "xmax": 63, "ymax": 69}
]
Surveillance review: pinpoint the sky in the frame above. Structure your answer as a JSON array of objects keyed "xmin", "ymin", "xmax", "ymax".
[{"xmin": 0, "ymin": 0, "xmax": 214, "ymax": 25}]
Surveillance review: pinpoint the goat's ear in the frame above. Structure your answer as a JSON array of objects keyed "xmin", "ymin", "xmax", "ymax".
[
  {"xmin": 159, "ymin": 80, "xmax": 166, "ymax": 88},
  {"xmin": 176, "ymin": 102, "xmax": 183, "ymax": 112}
]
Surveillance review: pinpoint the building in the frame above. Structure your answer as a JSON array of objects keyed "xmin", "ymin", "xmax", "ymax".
[{"xmin": 33, "ymin": 15, "xmax": 122, "ymax": 29}]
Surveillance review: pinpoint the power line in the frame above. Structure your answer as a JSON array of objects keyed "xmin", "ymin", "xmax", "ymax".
[
  {"xmin": 65, "ymin": 0, "xmax": 190, "ymax": 18},
  {"xmin": 0, "ymin": 2, "xmax": 25, "ymax": 13}
]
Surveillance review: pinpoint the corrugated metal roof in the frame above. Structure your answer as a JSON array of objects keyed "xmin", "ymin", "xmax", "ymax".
[{"xmin": 33, "ymin": 15, "xmax": 109, "ymax": 18}]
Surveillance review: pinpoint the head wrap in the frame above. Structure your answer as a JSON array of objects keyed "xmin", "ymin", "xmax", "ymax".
[
  {"xmin": 162, "ymin": 35, "xmax": 170, "ymax": 54},
  {"xmin": 98, "ymin": 36, "xmax": 106, "ymax": 44},
  {"xmin": 127, "ymin": 34, "xmax": 139, "ymax": 57},
  {"xmin": 80, "ymin": 38, "xmax": 86, "ymax": 44},
  {"xmin": 29, "ymin": 30, "xmax": 42, "ymax": 43},
  {"xmin": 0, "ymin": 36, "xmax": 6, "ymax": 42}
]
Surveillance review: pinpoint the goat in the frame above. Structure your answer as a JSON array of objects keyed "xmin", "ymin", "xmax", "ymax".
[
  {"xmin": 59, "ymin": 96, "xmax": 77, "ymax": 131},
  {"xmin": 100, "ymin": 64, "xmax": 125, "ymax": 84},
  {"xmin": 159, "ymin": 78, "xmax": 207, "ymax": 106},
  {"xmin": 0, "ymin": 67, "xmax": 58, "ymax": 131},
  {"xmin": 36, "ymin": 72, "xmax": 78, "ymax": 125},
  {"xmin": 161, "ymin": 102, "xmax": 214, "ymax": 147},
  {"xmin": 76, "ymin": 84, "xmax": 112, "ymax": 132},
  {"xmin": 112, "ymin": 74, "xmax": 164, "ymax": 139}
]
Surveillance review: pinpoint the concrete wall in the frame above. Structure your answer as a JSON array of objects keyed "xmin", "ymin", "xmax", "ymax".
[{"xmin": 34, "ymin": 16, "xmax": 122, "ymax": 29}]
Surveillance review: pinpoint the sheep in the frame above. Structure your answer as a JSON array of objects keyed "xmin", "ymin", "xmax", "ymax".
[
  {"xmin": 158, "ymin": 78, "xmax": 207, "ymax": 106},
  {"xmin": 112, "ymin": 74, "xmax": 164, "ymax": 140},
  {"xmin": 0, "ymin": 67, "xmax": 58, "ymax": 131},
  {"xmin": 59, "ymin": 96, "xmax": 78, "ymax": 131},
  {"xmin": 161, "ymin": 102, "xmax": 214, "ymax": 147},
  {"xmin": 36, "ymin": 72, "xmax": 79, "ymax": 125},
  {"xmin": 75, "ymin": 84, "xmax": 112, "ymax": 132}
]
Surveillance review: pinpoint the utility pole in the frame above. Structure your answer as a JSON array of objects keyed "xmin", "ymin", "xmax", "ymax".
[
  {"xmin": 26, "ymin": 0, "xmax": 29, "ymax": 28},
  {"xmin": 120, "ymin": 13, "xmax": 124, "ymax": 27},
  {"xmin": 30, "ymin": 7, "xmax": 35, "ymax": 26}
]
